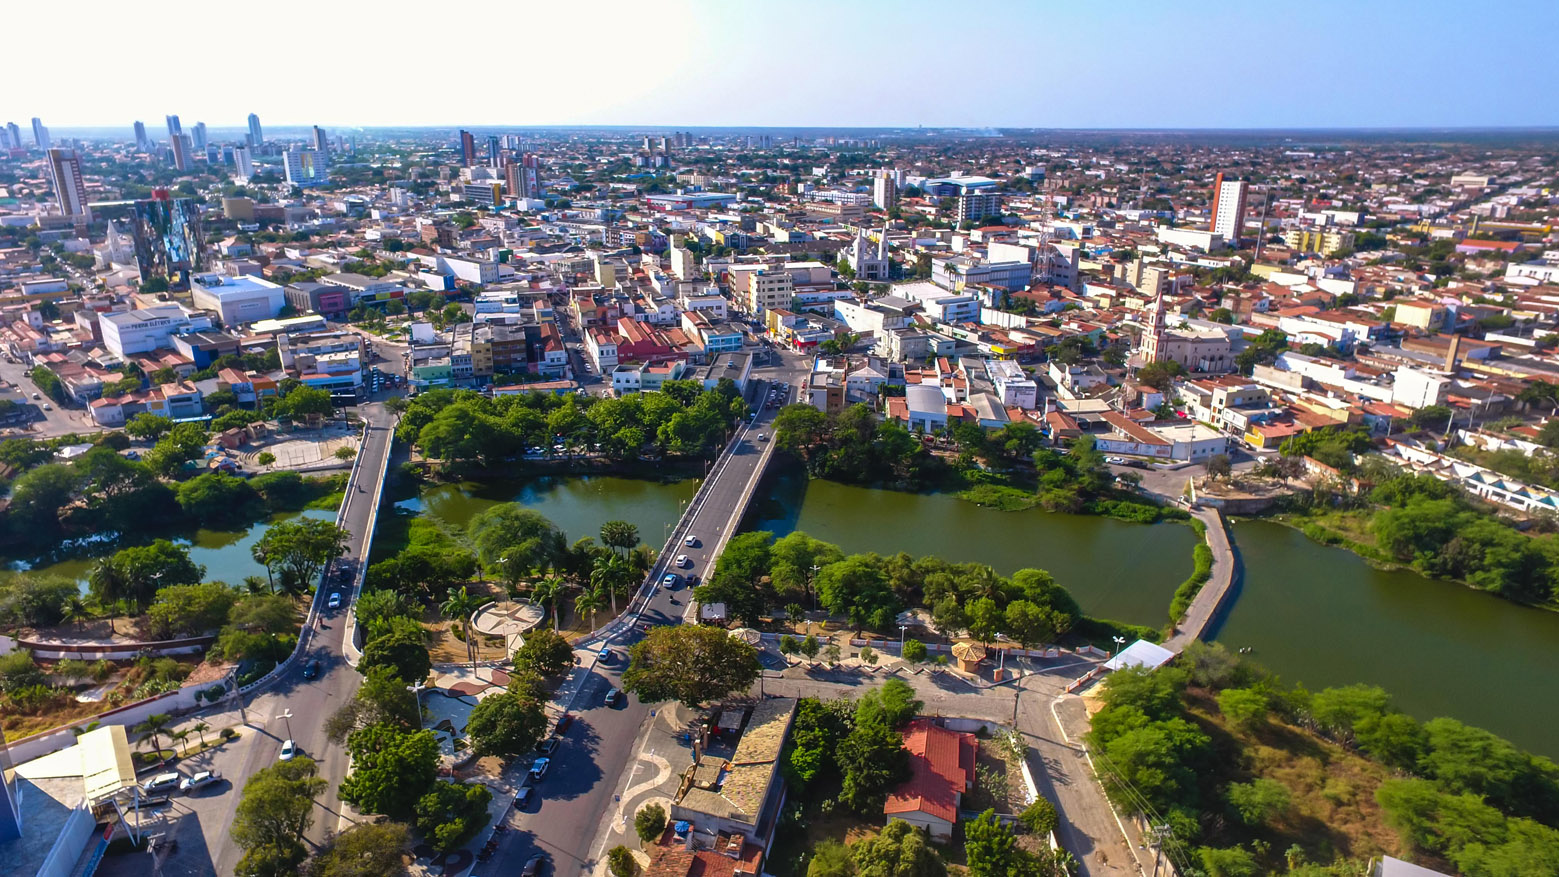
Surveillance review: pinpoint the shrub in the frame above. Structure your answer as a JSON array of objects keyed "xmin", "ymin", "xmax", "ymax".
[
  {"xmin": 634, "ymin": 803, "xmax": 667, "ymax": 844},
  {"xmin": 1019, "ymin": 797, "xmax": 1058, "ymax": 835},
  {"xmin": 1168, "ymin": 543, "xmax": 1215, "ymax": 622},
  {"xmin": 608, "ymin": 845, "xmax": 639, "ymax": 877},
  {"xmin": 901, "ymin": 639, "xmax": 927, "ymax": 662}
]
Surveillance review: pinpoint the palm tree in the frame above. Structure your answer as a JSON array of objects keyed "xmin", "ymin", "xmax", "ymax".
[
  {"xmin": 531, "ymin": 574, "xmax": 566, "ymax": 630},
  {"xmin": 440, "ymin": 587, "xmax": 482, "ymax": 669},
  {"xmin": 590, "ymin": 553, "xmax": 628, "ymax": 615},
  {"xmin": 191, "ymin": 722, "xmax": 210, "ymax": 749},
  {"xmin": 135, "ymin": 713, "xmax": 172, "ymax": 757},
  {"xmin": 170, "ymin": 728, "xmax": 191, "ymax": 757},
  {"xmin": 72, "ymin": 721, "xmax": 102, "ymax": 738},
  {"xmin": 574, "ymin": 587, "xmax": 606, "ymax": 630},
  {"xmin": 60, "ymin": 596, "xmax": 89, "ymax": 630},
  {"xmin": 241, "ymin": 575, "xmax": 270, "ymax": 596}
]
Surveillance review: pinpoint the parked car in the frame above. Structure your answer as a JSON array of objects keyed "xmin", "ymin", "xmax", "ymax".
[
  {"xmin": 535, "ymin": 735, "xmax": 561, "ymax": 755},
  {"xmin": 142, "ymin": 772, "xmax": 181, "ymax": 794},
  {"xmin": 522, "ymin": 855, "xmax": 548, "ymax": 877},
  {"xmin": 529, "ymin": 757, "xmax": 551, "ymax": 781},
  {"xmin": 514, "ymin": 786, "xmax": 533, "ymax": 809},
  {"xmin": 554, "ymin": 713, "xmax": 573, "ymax": 733},
  {"xmin": 279, "ymin": 740, "xmax": 298, "ymax": 761},
  {"xmin": 302, "ymin": 659, "xmax": 321, "ymax": 679},
  {"xmin": 605, "ymin": 688, "xmax": 623, "ymax": 707},
  {"xmin": 180, "ymin": 770, "xmax": 221, "ymax": 792}
]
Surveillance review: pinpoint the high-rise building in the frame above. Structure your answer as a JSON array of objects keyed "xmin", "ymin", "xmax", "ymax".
[
  {"xmin": 233, "ymin": 146, "xmax": 255, "ymax": 181},
  {"xmin": 247, "ymin": 113, "xmax": 263, "ymax": 147},
  {"xmin": 487, "ymin": 135, "xmax": 501, "ymax": 168},
  {"xmin": 31, "ymin": 118, "xmax": 49, "ymax": 149},
  {"xmin": 872, "ymin": 171, "xmax": 898, "ymax": 210},
  {"xmin": 312, "ymin": 125, "xmax": 329, "ymax": 153},
  {"xmin": 1209, "ymin": 172, "xmax": 1249, "ymax": 243},
  {"xmin": 205, "ymin": 145, "xmax": 219, "ymax": 163},
  {"xmin": 165, "ymin": 114, "xmax": 182, "ymax": 138},
  {"xmin": 133, "ymin": 120, "xmax": 149, "ymax": 150},
  {"xmin": 4, "ymin": 123, "xmax": 19, "ymax": 151},
  {"xmin": 130, "ymin": 194, "xmax": 206, "ymax": 290},
  {"xmin": 170, "ymin": 133, "xmax": 192, "ymax": 171},
  {"xmin": 192, "ymin": 122, "xmax": 208, "ymax": 150},
  {"xmin": 458, "ymin": 130, "xmax": 476, "ymax": 166},
  {"xmin": 0, "ymin": 126, "xmax": 9, "ymax": 150},
  {"xmin": 46, "ymin": 148, "xmax": 91, "ymax": 224},
  {"xmin": 505, "ymin": 152, "xmax": 542, "ymax": 199},
  {"xmin": 283, "ymin": 148, "xmax": 330, "ymax": 186}
]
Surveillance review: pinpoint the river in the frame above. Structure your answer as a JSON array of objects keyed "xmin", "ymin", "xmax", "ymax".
[
  {"xmin": 16, "ymin": 508, "xmax": 337, "ymax": 592},
  {"xmin": 1215, "ymin": 520, "xmax": 1559, "ymax": 758}
]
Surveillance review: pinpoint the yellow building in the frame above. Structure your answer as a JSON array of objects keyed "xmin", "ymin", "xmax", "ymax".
[{"xmin": 1283, "ymin": 228, "xmax": 1355, "ymax": 256}]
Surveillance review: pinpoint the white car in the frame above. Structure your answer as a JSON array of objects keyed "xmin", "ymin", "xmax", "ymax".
[
  {"xmin": 279, "ymin": 739, "xmax": 298, "ymax": 761},
  {"xmin": 142, "ymin": 772, "xmax": 181, "ymax": 794},
  {"xmin": 675, "ymin": 554, "xmax": 691, "ymax": 568},
  {"xmin": 180, "ymin": 770, "xmax": 221, "ymax": 792},
  {"xmin": 327, "ymin": 592, "xmax": 342, "ymax": 609},
  {"xmin": 684, "ymin": 535, "xmax": 698, "ymax": 547},
  {"xmin": 661, "ymin": 573, "xmax": 678, "ymax": 589}
]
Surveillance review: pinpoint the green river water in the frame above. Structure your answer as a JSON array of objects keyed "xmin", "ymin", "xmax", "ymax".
[{"xmin": 378, "ymin": 470, "xmax": 1558, "ymax": 757}]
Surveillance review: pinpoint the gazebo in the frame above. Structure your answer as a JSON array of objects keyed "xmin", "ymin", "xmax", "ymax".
[
  {"xmin": 950, "ymin": 641, "xmax": 987, "ymax": 673},
  {"xmin": 729, "ymin": 628, "xmax": 763, "ymax": 647}
]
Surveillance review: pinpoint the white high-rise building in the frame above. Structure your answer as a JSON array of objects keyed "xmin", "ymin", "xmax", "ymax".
[
  {"xmin": 232, "ymin": 146, "xmax": 255, "ymax": 181},
  {"xmin": 31, "ymin": 117, "xmax": 49, "ymax": 149},
  {"xmin": 1209, "ymin": 173, "xmax": 1249, "ymax": 243},
  {"xmin": 247, "ymin": 113, "xmax": 263, "ymax": 147},
  {"xmin": 46, "ymin": 148, "xmax": 91, "ymax": 223},
  {"xmin": 5, "ymin": 122, "xmax": 20, "ymax": 150},
  {"xmin": 170, "ymin": 133, "xmax": 192, "ymax": 171},
  {"xmin": 873, "ymin": 171, "xmax": 898, "ymax": 210},
  {"xmin": 284, "ymin": 148, "xmax": 330, "ymax": 186},
  {"xmin": 191, "ymin": 122, "xmax": 207, "ymax": 150}
]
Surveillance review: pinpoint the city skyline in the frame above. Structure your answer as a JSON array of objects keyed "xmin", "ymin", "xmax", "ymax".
[{"xmin": 9, "ymin": 0, "xmax": 1557, "ymax": 129}]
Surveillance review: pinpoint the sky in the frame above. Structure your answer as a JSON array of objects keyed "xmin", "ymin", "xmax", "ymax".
[{"xmin": 10, "ymin": 0, "xmax": 1558, "ymax": 131}]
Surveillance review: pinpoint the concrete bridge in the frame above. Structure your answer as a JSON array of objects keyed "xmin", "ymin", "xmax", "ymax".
[{"xmin": 1164, "ymin": 507, "xmax": 1240, "ymax": 652}]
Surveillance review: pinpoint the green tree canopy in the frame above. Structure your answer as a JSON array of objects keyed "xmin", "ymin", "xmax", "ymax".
[{"xmin": 622, "ymin": 624, "xmax": 761, "ymax": 708}]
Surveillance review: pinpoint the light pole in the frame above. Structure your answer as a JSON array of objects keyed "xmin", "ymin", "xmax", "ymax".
[
  {"xmin": 899, "ymin": 624, "xmax": 909, "ymax": 652},
  {"xmin": 1112, "ymin": 636, "xmax": 1126, "ymax": 657},
  {"xmin": 277, "ymin": 709, "xmax": 294, "ymax": 741},
  {"xmin": 808, "ymin": 564, "xmax": 821, "ymax": 609},
  {"xmin": 407, "ymin": 681, "xmax": 427, "ymax": 730}
]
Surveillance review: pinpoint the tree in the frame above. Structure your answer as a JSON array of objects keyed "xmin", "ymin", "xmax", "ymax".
[
  {"xmin": 1226, "ymin": 778, "xmax": 1292, "ymax": 826},
  {"xmin": 339, "ymin": 725, "xmax": 439, "ymax": 819},
  {"xmin": 808, "ymin": 840, "xmax": 855, "ymax": 877},
  {"xmin": 600, "ymin": 520, "xmax": 640, "ymax": 556},
  {"xmin": 252, "ymin": 518, "xmax": 348, "ymax": 594},
  {"xmin": 694, "ymin": 531, "xmax": 773, "ymax": 625},
  {"xmin": 1003, "ymin": 600, "xmax": 1063, "ymax": 648},
  {"xmin": 837, "ymin": 720, "xmax": 911, "ymax": 813},
  {"xmin": 964, "ymin": 809, "xmax": 1017, "ymax": 877},
  {"xmin": 145, "ymin": 581, "xmax": 237, "ymax": 638},
  {"xmin": 855, "ymin": 678, "xmax": 922, "ymax": 730},
  {"xmin": 468, "ymin": 505, "xmax": 565, "ymax": 574},
  {"xmin": 233, "ymin": 757, "xmax": 326, "ymax": 877},
  {"xmin": 851, "ymin": 819, "xmax": 945, "ymax": 877},
  {"xmin": 466, "ymin": 687, "xmax": 546, "ymax": 757},
  {"xmin": 1217, "ymin": 688, "xmax": 1269, "ymax": 732},
  {"xmin": 327, "ymin": 666, "xmax": 422, "ymax": 742},
  {"xmin": 7, "ymin": 464, "xmax": 76, "ymax": 531},
  {"xmin": 134, "ymin": 712, "xmax": 173, "ymax": 755},
  {"xmin": 440, "ymin": 586, "xmax": 482, "ymax": 669},
  {"xmin": 272, "ymin": 386, "xmax": 334, "ymax": 421},
  {"xmin": 125, "ymin": 412, "xmax": 174, "ymax": 441},
  {"xmin": 146, "ymin": 421, "xmax": 211, "ymax": 475},
  {"xmin": 1019, "ymin": 797, "xmax": 1059, "ymax": 836},
  {"xmin": 1198, "ymin": 846, "xmax": 1259, "ymax": 877},
  {"xmin": 1136, "ymin": 360, "xmax": 1186, "ymax": 392},
  {"xmin": 176, "ymin": 472, "xmax": 264, "ymax": 527},
  {"xmin": 608, "ymin": 846, "xmax": 639, "ymax": 877},
  {"xmin": 359, "ymin": 629, "xmax": 433, "ymax": 684},
  {"xmin": 89, "ymin": 540, "xmax": 205, "ymax": 614},
  {"xmin": 415, "ymin": 780, "xmax": 492, "ymax": 853},
  {"xmin": 622, "ymin": 625, "xmax": 761, "ymax": 708},
  {"xmin": 635, "ymin": 802, "xmax": 668, "ymax": 844},
  {"xmin": 306, "ymin": 822, "xmax": 411, "ymax": 877},
  {"xmin": 901, "ymin": 639, "xmax": 927, "ymax": 662},
  {"xmin": 513, "ymin": 628, "xmax": 575, "ymax": 679},
  {"xmin": 1206, "ymin": 454, "xmax": 1233, "ymax": 479}
]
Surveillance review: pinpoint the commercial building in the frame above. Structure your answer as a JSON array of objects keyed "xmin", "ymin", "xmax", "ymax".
[
  {"xmin": 311, "ymin": 125, "xmax": 329, "ymax": 153},
  {"xmin": 190, "ymin": 274, "xmax": 285, "ymax": 325},
  {"xmin": 459, "ymin": 129, "xmax": 476, "ymax": 166},
  {"xmin": 921, "ymin": 176, "xmax": 1004, "ymax": 223},
  {"xmin": 1209, "ymin": 172, "xmax": 1249, "ymax": 242},
  {"xmin": 986, "ymin": 359, "xmax": 1038, "ymax": 408},
  {"xmin": 45, "ymin": 149, "xmax": 90, "ymax": 224},
  {"xmin": 232, "ymin": 146, "xmax": 254, "ymax": 181},
  {"xmin": 283, "ymin": 148, "xmax": 330, "ymax": 186},
  {"xmin": 170, "ymin": 133, "xmax": 192, "ymax": 171},
  {"xmin": 165, "ymin": 114, "xmax": 181, "ymax": 138},
  {"xmin": 506, "ymin": 153, "xmax": 542, "ymax": 199},
  {"xmin": 31, "ymin": 117, "xmax": 50, "ymax": 149},
  {"xmin": 129, "ymin": 196, "xmax": 206, "ymax": 290},
  {"xmin": 645, "ymin": 192, "xmax": 738, "ymax": 211},
  {"xmin": 671, "ymin": 697, "xmax": 796, "ymax": 850},
  {"xmin": 729, "ymin": 267, "xmax": 794, "ymax": 316},
  {"xmin": 133, "ymin": 120, "xmax": 149, "ymax": 150},
  {"xmin": 99, "ymin": 304, "xmax": 211, "ymax": 358},
  {"xmin": 247, "ymin": 112, "xmax": 263, "ymax": 146},
  {"xmin": 462, "ymin": 182, "xmax": 504, "ymax": 206}
]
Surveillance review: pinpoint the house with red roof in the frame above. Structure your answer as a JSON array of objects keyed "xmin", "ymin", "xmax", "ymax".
[{"xmin": 883, "ymin": 719, "xmax": 977, "ymax": 842}]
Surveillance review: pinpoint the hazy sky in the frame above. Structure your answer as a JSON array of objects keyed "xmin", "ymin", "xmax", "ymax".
[{"xmin": 11, "ymin": 0, "xmax": 1557, "ymax": 130}]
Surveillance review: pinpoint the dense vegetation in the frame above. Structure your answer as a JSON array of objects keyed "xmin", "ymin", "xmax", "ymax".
[
  {"xmin": 692, "ymin": 529, "xmax": 1155, "ymax": 646},
  {"xmin": 394, "ymin": 380, "xmax": 748, "ymax": 471},
  {"xmin": 1085, "ymin": 641, "xmax": 1559, "ymax": 876}
]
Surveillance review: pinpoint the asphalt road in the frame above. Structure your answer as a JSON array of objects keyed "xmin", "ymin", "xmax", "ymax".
[
  {"xmin": 486, "ymin": 377, "xmax": 792, "ymax": 877},
  {"xmin": 131, "ymin": 402, "xmax": 398, "ymax": 877}
]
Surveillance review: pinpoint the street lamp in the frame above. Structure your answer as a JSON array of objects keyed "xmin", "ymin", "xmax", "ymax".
[
  {"xmin": 407, "ymin": 681, "xmax": 428, "ymax": 731},
  {"xmin": 1112, "ymin": 636, "xmax": 1126, "ymax": 657},
  {"xmin": 899, "ymin": 624, "xmax": 909, "ymax": 651},
  {"xmin": 277, "ymin": 709, "xmax": 294, "ymax": 741},
  {"xmin": 808, "ymin": 564, "xmax": 821, "ymax": 609}
]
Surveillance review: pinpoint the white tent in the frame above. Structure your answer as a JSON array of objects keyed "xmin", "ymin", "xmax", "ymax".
[{"xmin": 1102, "ymin": 639, "xmax": 1174, "ymax": 672}]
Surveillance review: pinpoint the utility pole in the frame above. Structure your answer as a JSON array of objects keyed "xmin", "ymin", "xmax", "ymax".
[{"xmin": 1149, "ymin": 823, "xmax": 1172, "ymax": 877}]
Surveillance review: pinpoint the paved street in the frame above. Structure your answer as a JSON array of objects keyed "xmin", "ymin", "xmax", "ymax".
[{"xmin": 108, "ymin": 402, "xmax": 398, "ymax": 877}]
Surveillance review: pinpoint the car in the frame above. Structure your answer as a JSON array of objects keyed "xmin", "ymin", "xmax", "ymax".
[
  {"xmin": 327, "ymin": 592, "xmax": 342, "ymax": 609},
  {"xmin": 522, "ymin": 855, "xmax": 548, "ymax": 877},
  {"xmin": 514, "ymin": 786, "xmax": 533, "ymax": 809},
  {"xmin": 757, "ymin": 433, "xmax": 768, "ymax": 442},
  {"xmin": 142, "ymin": 772, "xmax": 181, "ymax": 794},
  {"xmin": 554, "ymin": 713, "xmax": 573, "ymax": 733},
  {"xmin": 675, "ymin": 554, "xmax": 691, "ymax": 568},
  {"xmin": 1105, "ymin": 456, "xmax": 1125, "ymax": 465},
  {"xmin": 598, "ymin": 644, "xmax": 613, "ymax": 661},
  {"xmin": 279, "ymin": 740, "xmax": 298, "ymax": 761},
  {"xmin": 529, "ymin": 757, "xmax": 551, "ymax": 781},
  {"xmin": 30, "ymin": 393, "xmax": 40, "ymax": 400},
  {"xmin": 535, "ymin": 735, "xmax": 561, "ymax": 754},
  {"xmin": 684, "ymin": 535, "xmax": 699, "ymax": 547},
  {"xmin": 605, "ymin": 688, "xmax": 623, "ymax": 707},
  {"xmin": 661, "ymin": 573, "xmax": 678, "ymax": 589},
  {"xmin": 42, "ymin": 403, "xmax": 51, "ymax": 410},
  {"xmin": 179, "ymin": 770, "xmax": 221, "ymax": 792},
  {"xmin": 302, "ymin": 658, "xmax": 321, "ymax": 679}
]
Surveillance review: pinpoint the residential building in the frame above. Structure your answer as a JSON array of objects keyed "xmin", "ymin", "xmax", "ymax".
[
  {"xmin": 670, "ymin": 698, "xmax": 796, "ymax": 849},
  {"xmin": 247, "ymin": 112, "xmax": 263, "ymax": 146},
  {"xmin": 459, "ymin": 129, "xmax": 476, "ymax": 166},
  {"xmin": 190, "ymin": 274, "xmax": 285, "ymax": 325},
  {"xmin": 730, "ymin": 267, "xmax": 794, "ymax": 316},
  {"xmin": 283, "ymin": 148, "xmax": 330, "ymax": 186},
  {"xmin": 883, "ymin": 720, "xmax": 976, "ymax": 843},
  {"xmin": 133, "ymin": 120, "xmax": 149, "ymax": 150},
  {"xmin": 232, "ymin": 146, "xmax": 254, "ymax": 181},
  {"xmin": 311, "ymin": 125, "xmax": 329, "ymax": 153},
  {"xmin": 1209, "ymin": 172, "xmax": 1249, "ymax": 242},
  {"xmin": 45, "ymin": 149, "xmax": 91, "ymax": 224},
  {"xmin": 872, "ymin": 171, "xmax": 898, "ymax": 209},
  {"xmin": 1284, "ymin": 227, "xmax": 1355, "ymax": 256},
  {"xmin": 986, "ymin": 359, "xmax": 1037, "ymax": 409},
  {"xmin": 170, "ymin": 132, "xmax": 192, "ymax": 171},
  {"xmin": 31, "ymin": 117, "xmax": 50, "ymax": 149}
]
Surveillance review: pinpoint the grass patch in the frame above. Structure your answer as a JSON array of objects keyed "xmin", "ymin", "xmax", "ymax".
[
  {"xmin": 1071, "ymin": 615, "xmax": 1161, "ymax": 646},
  {"xmin": 958, "ymin": 483, "xmax": 1040, "ymax": 511},
  {"xmin": 1168, "ymin": 540, "xmax": 1215, "ymax": 624}
]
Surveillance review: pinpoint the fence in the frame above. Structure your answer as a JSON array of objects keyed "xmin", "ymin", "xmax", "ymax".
[{"xmin": 20, "ymin": 634, "xmax": 215, "ymax": 661}]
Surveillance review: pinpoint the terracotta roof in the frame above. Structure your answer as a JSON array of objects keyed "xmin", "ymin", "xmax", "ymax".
[{"xmin": 884, "ymin": 719, "xmax": 975, "ymax": 824}]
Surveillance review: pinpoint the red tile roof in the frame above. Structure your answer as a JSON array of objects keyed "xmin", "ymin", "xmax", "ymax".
[{"xmin": 884, "ymin": 719, "xmax": 975, "ymax": 823}]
